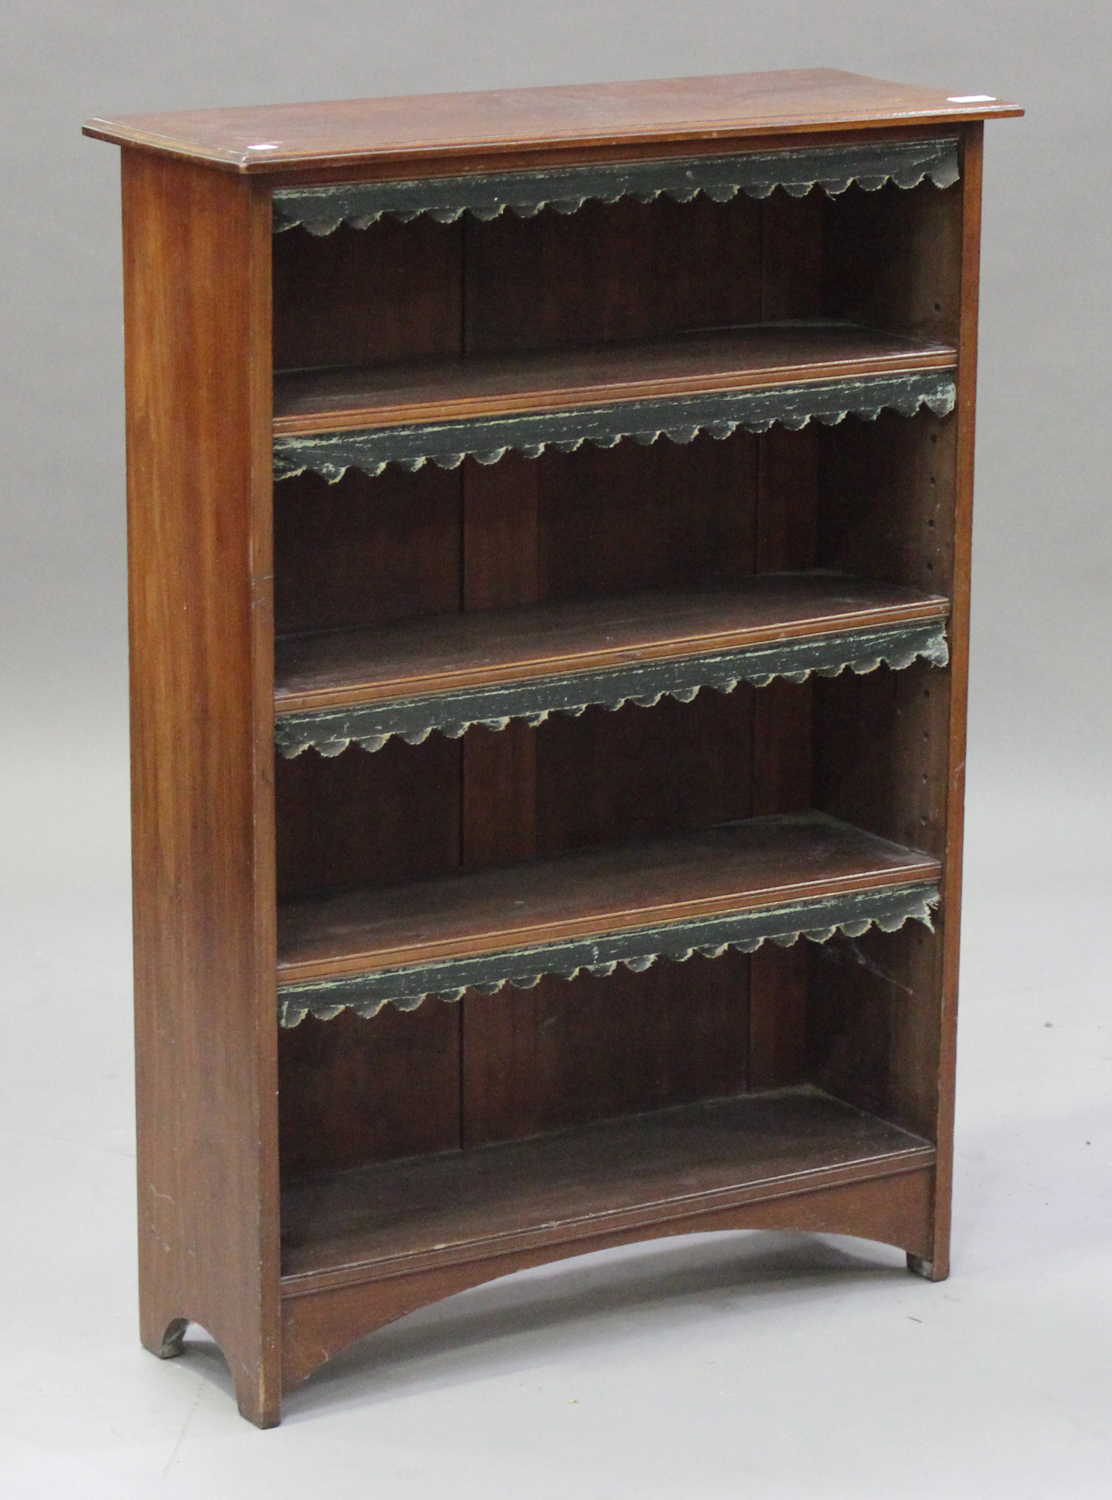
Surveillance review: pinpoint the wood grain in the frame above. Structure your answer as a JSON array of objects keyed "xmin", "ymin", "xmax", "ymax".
[
  {"xmin": 271, "ymin": 208, "xmax": 466, "ymax": 1190},
  {"xmin": 460, "ymin": 954, "xmax": 750, "ymax": 1148},
  {"xmin": 280, "ymin": 1164, "xmax": 935, "ymax": 1392},
  {"xmin": 746, "ymin": 188, "xmax": 825, "ymax": 1090},
  {"xmin": 273, "ymin": 322, "xmax": 955, "ymax": 434},
  {"xmin": 122, "ymin": 150, "xmax": 280, "ymax": 1426},
  {"xmin": 273, "ymin": 218, "xmax": 462, "ymax": 372},
  {"xmin": 276, "ymin": 812, "xmax": 939, "ymax": 984},
  {"xmin": 805, "ymin": 150, "xmax": 972, "ymax": 1288},
  {"xmin": 274, "ymin": 573, "xmax": 948, "ymax": 713},
  {"xmin": 84, "ymin": 70, "xmax": 1020, "ymax": 173},
  {"xmin": 278, "ymin": 1007, "xmax": 462, "ymax": 1178},
  {"xmin": 456, "ymin": 202, "xmax": 765, "ymax": 1150},
  {"xmin": 275, "ymin": 736, "xmax": 462, "ymax": 899},
  {"xmin": 280, "ymin": 1087, "xmax": 934, "ymax": 1281},
  {"xmin": 464, "ymin": 194, "xmax": 764, "ymax": 354},
  {"xmin": 92, "ymin": 72, "xmax": 1016, "ymax": 1422},
  {"xmin": 273, "ymin": 465, "xmax": 464, "ymax": 637},
  {"xmin": 929, "ymin": 121, "xmax": 985, "ymax": 1279},
  {"xmin": 274, "ymin": 384, "xmax": 465, "ymax": 1181}
]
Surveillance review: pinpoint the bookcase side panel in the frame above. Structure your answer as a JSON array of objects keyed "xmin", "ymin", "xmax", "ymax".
[
  {"xmin": 806, "ymin": 124, "xmax": 983, "ymax": 1281},
  {"xmin": 122, "ymin": 150, "xmax": 281, "ymax": 1424},
  {"xmin": 932, "ymin": 121, "xmax": 984, "ymax": 1277}
]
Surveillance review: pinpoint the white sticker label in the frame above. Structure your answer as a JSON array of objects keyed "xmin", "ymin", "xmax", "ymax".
[{"xmin": 946, "ymin": 95, "xmax": 997, "ymax": 103}]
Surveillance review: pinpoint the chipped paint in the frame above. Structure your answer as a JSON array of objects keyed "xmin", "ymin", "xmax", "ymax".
[
  {"xmin": 276, "ymin": 618, "xmax": 949, "ymax": 759},
  {"xmin": 272, "ymin": 137, "xmax": 960, "ymax": 235},
  {"xmin": 273, "ymin": 371, "xmax": 956, "ymax": 483},
  {"xmin": 277, "ymin": 881, "xmax": 939, "ymax": 1026}
]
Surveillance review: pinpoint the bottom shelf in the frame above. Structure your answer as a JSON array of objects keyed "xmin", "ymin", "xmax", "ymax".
[{"xmin": 280, "ymin": 1087, "xmax": 935, "ymax": 1290}]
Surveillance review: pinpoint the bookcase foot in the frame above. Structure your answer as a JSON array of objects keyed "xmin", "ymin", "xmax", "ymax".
[
  {"xmin": 141, "ymin": 1314, "xmax": 283, "ymax": 1426},
  {"xmin": 907, "ymin": 1253, "xmax": 945, "ymax": 1281},
  {"xmin": 235, "ymin": 1370, "xmax": 283, "ymax": 1430},
  {"xmin": 154, "ymin": 1317, "xmax": 189, "ymax": 1359}
]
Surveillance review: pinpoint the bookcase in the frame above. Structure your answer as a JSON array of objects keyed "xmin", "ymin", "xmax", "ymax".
[{"xmin": 85, "ymin": 69, "xmax": 1020, "ymax": 1427}]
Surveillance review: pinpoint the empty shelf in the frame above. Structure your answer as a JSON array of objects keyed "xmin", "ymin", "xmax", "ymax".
[
  {"xmin": 274, "ymin": 573, "xmax": 950, "ymax": 757},
  {"xmin": 277, "ymin": 810, "xmax": 940, "ymax": 1024},
  {"xmin": 280, "ymin": 1086, "xmax": 936, "ymax": 1289},
  {"xmin": 272, "ymin": 321, "xmax": 956, "ymax": 480}
]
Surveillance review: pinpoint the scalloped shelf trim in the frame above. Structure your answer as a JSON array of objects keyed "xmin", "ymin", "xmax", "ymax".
[
  {"xmin": 273, "ymin": 371, "xmax": 956, "ymax": 483},
  {"xmin": 277, "ymin": 881, "xmax": 939, "ymax": 1026},
  {"xmin": 272, "ymin": 137, "xmax": 960, "ymax": 235},
  {"xmin": 276, "ymin": 618, "xmax": 949, "ymax": 760}
]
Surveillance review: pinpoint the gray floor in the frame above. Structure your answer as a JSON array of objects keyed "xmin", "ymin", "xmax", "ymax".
[{"xmin": 1, "ymin": 736, "xmax": 1109, "ymax": 1498}]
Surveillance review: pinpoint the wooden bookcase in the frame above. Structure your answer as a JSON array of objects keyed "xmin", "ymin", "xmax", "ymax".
[{"xmin": 85, "ymin": 70, "xmax": 1020, "ymax": 1427}]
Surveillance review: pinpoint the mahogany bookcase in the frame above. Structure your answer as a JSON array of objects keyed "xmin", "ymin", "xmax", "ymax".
[{"xmin": 85, "ymin": 70, "xmax": 1020, "ymax": 1426}]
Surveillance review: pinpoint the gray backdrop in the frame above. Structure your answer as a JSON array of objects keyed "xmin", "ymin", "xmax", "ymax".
[{"xmin": 2, "ymin": 5, "xmax": 1109, "ymax": 1496}]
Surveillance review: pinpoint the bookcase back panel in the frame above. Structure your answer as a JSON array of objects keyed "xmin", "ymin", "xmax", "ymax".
[
  {"xmin": 279, "ymin": 1005, "xmax": 462, "ymax": 1176},
  {"xmin": 746, "ymin": 422, "xmax": 819, "ymax": 1091},
  {"xmin": 451, "ymin": 416, "xmax": 769, "ymax": 1147},
  {"xmin": 275, "ymin": 736, "xmax": 461, "ymax": 897},
  {"xmin": 534, "ymin": 432, "xmax": 758, "ymax": 597},
  {"xmin": 271, "ymin": 179, "xmax": 963, "ymax": 381},
  {"xmin": 464, "ymin": 194, "xmax": 766, "ymax": 352},
  {"xmin": 806, "ymin": 658, "xmax": 949, "ymax": 1139},
  {"xmin": 274, "ymin": 465, "xmax": 463, "ymax": 635},
  {"xmin": 533, "ymin": 694, "xmax": 753, "ymax": 850},
  {"xmin": 272, "ymin": 218, "xmax": 463, "ymax": 371},
  {"xmin": 276, "ymin": 733, "xmax": 465, "ymax": 1175},
  {"xmin": 461, "ymin": 955, "xmax": 750, "ymax": 1148},
  {"xmin": 822, "ymin": 179, "xmax": 963, "ymax": 346},
  {"xmin": 273, "ymin": 178, "xmax": 961, "ymax": 1176}
]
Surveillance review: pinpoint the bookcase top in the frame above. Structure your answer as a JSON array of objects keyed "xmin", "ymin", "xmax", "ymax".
[{"xmin": 84, "ymin": 68, "xmax": 1021, "ymax": 175}]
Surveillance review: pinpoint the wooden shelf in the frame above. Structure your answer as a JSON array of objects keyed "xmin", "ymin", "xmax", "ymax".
[
  {"xmin": 274, "ymin": 322, "xmax": 954, "ymax": 434},
  {"xmin": 280, "ymin": 1086, "xmax": 936, "ymax": 1290},
  {"xmin": 277, "ymin": 811, "xmax": 940, "ymax": 1024},
  {"xmin": 275, "ymin": 572, "xmax": 950, "ymax": 757},
  {"xmin": 272, "ymin": 322, "xmax": 957, "ymax": 481}
]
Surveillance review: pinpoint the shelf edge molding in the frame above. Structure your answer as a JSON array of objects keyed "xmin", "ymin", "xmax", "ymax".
[
  {"xmin": 275, "ymin": 618, "xmax": 950, "ymax": 759},
  {"xmin": 277, "ymin": 879, "xmax": 939, "ymax": 1026},
  {"xmin": 273, "ymin": 369, "xmax": 957, "ymax": 482},
  {"xmin": 272, "ymin": 136, "xmax": 960, "ymax": 235}
]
